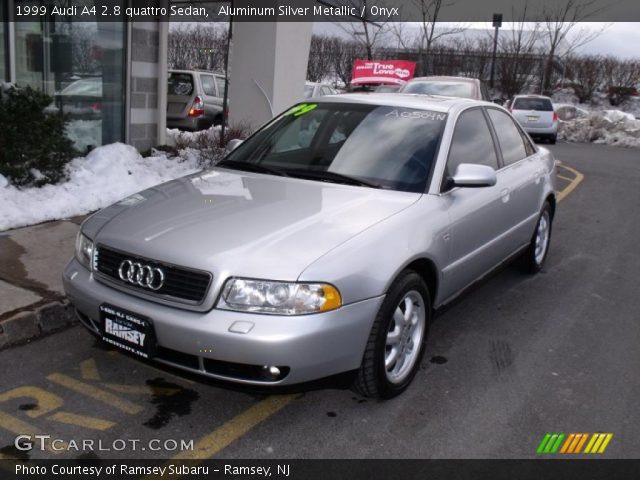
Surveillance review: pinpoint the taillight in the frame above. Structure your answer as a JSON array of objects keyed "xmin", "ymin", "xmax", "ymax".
[
  {"xmin": 90, "ymin": 102, "xmax": 102, "ymax": 113},
  {"xmin": 188, "ymin": 96, "xmax": 205, "ymax": 117},
  {"xmin": 553, "ymin": 112, "xmax": 559, "ymax": 122}
]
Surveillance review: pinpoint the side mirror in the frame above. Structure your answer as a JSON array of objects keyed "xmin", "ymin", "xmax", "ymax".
[
  {"xmin": 225, "ymin": 138, "xmax": 243, "ymax": 153},
  {"xmin": 492, "ymin": 97, "xmax": 504, "ymax": 105},
  {"xmin": 451, "ymin": 163, "xmax": 497, "ymax": 188}
]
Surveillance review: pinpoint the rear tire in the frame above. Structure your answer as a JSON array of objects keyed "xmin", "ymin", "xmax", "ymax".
[
  {"xmin": 352, "ymin": 271, "xmax": 430, "ymax": 398},
  {"xmin": 522, "ymin": 202, "xmax": 553, "ymax": 273},
  {"xmin": 549, "ymin": 134, "xmax": 557, "ymax": 144}
]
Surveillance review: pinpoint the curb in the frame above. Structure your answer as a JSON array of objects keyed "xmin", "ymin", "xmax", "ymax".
[{"xmin": 0, "ymin": 301, "xmax": 77, "ymax": 350}]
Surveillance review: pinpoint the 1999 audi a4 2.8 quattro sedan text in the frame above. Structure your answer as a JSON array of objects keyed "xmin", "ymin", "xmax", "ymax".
[{"xmin": 63, "ymin": 94, "xmax": 557, "ymax": 398}]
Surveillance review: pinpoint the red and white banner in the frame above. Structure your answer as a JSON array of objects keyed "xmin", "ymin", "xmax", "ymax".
[{"xmin": 351, "ymin": 60, "xmax": 416, "ymax": 86}]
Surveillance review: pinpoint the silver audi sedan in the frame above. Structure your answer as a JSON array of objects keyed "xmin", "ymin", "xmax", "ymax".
[{"xmin": 63, "ymin": 94, "xmax": 557, "ymax": 398}]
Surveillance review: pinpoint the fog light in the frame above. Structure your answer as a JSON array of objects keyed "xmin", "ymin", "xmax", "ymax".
[{"xmin": 262, "ymin": 365, "xmax": 281, "ymax": 380}]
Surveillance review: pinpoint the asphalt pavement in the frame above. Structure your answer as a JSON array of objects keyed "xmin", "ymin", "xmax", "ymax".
[{"xmin": 0, "ymin": 142, "xmax": 638, "ymax": 461}]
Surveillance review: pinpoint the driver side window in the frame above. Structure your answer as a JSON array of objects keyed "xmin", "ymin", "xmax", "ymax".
[{"xmin": 444, "ymin": 109, "xmax": 499, "ymax": 189}]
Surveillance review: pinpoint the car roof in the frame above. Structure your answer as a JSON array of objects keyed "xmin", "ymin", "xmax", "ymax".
[
  {"xmin": 313, "ymin": 92, "xmax": 487, "ymax": 113},
  {"xmin": 513, "ymin": 94, "xmax": 552, "ymax": 100},
  {"xmin": 169, "ymin": 69, "xmax": 224, "ymax": 76}
]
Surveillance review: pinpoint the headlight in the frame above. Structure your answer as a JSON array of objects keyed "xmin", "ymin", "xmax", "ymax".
[
  {"xmin": 75, "ymin": 233, "xmax": 94, "ymax": 270},
  {"xmin": 219, "ymin": 278, "xmax": 342, "ymax": 315}
]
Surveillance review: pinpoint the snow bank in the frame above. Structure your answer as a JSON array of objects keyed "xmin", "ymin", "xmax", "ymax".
[
  {"xmin": 0, "ymin": 143, "xmax": 201, "ymax": 232},
  {"xmin": 559, "ymin": 110, "xmax": 640, "ymax": 148}
]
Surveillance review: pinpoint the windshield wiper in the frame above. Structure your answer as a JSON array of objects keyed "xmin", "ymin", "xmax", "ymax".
[
  {"xmin": 217, "ymin": 160, "xmax": 289, "ymax": 177},
  {"xmin": 286, "ymin": 169, "xmax": 383, "ymax": 189}
]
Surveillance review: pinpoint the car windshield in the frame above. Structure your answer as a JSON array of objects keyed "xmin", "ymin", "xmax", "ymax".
[
  {"xmin": 513, "ymin": 98, "xmax": 553, "ymax": 111},
  {"xmin": 403, "ymin": 81, "xmax": 474, "ymax": 99},
  {"xmin": 222, "ymin": 103, "xmax": 447, "ymax": 193},
  {"xmin": 60, "ymin": 78, "xmax": 101, "ymax": 96}
]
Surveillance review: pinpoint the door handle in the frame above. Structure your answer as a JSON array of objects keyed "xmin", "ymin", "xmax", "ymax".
[{"xmin": 500, "ymin": 188, "xmax": 510, "ymax": 203}]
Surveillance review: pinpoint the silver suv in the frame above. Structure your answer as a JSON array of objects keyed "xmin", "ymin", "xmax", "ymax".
[
  {"xmin": 167, "ymin": 70, "xmax": 226, "ymax": 131},
  {"xmin": 64, "ymin": 94, "xmax": 557, "ymax": 398}
]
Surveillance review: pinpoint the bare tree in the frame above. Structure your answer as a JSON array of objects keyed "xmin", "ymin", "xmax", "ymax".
[
  {"xmin": 564, "ymin": 54, "xmax": 605, "ymax": 103},
  {"xmin": 168, "ymin": 24, "xmax": 227, "ymax": 71},
  {"xmin": 497, "ymin": 2, "xmax": 541, "ymax": 98},
  {"xmin": 540, "ymin": 0, "xmax": 608, "ymax": 93},
  {"xmin": 334, "ymin": 0, "xmax": 391, "ymax": 60},
  {"xmin": 603, "ymin": 57, "xmax": 640, "ymax": 106},
  {"xmin": 307, "ymin": 35, "xmax": 334, "ymax": 82}
]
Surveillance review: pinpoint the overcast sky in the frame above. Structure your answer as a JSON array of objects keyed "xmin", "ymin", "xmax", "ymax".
[{"xmin": 314, "ymin": 22, "xmax": 640, "ymax": 59}]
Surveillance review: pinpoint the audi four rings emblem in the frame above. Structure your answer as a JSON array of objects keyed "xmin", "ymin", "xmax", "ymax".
[{"xmin": 118, "ymin": 260, "xmax": 165, "ymax": 291}]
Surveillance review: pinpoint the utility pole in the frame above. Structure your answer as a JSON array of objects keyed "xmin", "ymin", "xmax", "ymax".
[{"xmin": 490, "ymin": 13, "xmax": 502, "ymax": 89}]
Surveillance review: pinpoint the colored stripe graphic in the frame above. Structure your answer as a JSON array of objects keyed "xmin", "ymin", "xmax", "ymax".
[
  {"xmin": 539, "ymin": 433, "xmax": 613, "ymax": 454},
  {"xmin": 537, "ymin": 433, "xmax": 565, "ymax": 454},
  {"xmin": 585, "ymin": 433, "xmax": 614, "ymax": 454}
]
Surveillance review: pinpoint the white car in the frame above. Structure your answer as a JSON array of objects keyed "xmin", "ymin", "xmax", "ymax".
[
  {"xmin": 304, "ymin": 81, "xmax": 338, "ymax": 99},
  {"xmin": 507, "ymin": 95, "xmax": 558, "ymax": 144}
]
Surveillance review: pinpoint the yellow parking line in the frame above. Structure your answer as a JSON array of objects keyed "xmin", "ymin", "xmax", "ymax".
[
  {"xmin": 50, "ymin": 411, "xmax": 115, "ymax": 431},
  {"xmin": 80, "ymin": 359, "xmax": 101, "ymax": 381},
  {"xmin": 47, "ymin": 373, "xmax": 143, "ymax": 415},
  {"xmin": 557, "ymin": 174, "xmax": 573, "ymax": 182},
  {"xmin": 142, "ymin": 394, "xmax": 300, "ymax": 480},
  {"xmin": 105, "ymin": 384, "xmax": 180, "ymax": 396},
  {"xmin": 557, "ymin": 164, "xmax": 584, "ymax": 203},
  {"xmin": 0, "ymin": 411, "xmax": 67, "ymax": 453},
  {"xmin": 174, "ymin": 394, "xmax": 300, "ymax": 460}
]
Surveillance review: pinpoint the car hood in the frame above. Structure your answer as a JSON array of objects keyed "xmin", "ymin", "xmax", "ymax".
[{"xmin": 85, "ymin": 168, "xmax": 421, "ymax": 280}]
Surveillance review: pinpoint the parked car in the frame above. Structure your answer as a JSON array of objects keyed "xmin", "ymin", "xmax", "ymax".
[
  {"xmin": 374, "ymin": 84, "xmax": 401, "ymax": 93},
  {"xmin": 399, "ymin": 76, "xmax": 491, "ymax": 101},
  {"xmin": 554, "ymin": 103, "xmax": 589, "ymax": 121},
  {"xmin": 63, "ymin": 94, "xmax": 557, "ymax": 398},
  {"xmin": 304, "ymin": 81, "xmax": 339, "ymax": 99},
  {"xmin": 507, "ymin": 95, "xmax": 558, "ymax": 144},
  {"xmin": 54, "ymin": 77, "xmax": 102, "ymax": 120},
  {"xmin": 167, "ymin": 70, "xmax": 227, "ymax": 131}
]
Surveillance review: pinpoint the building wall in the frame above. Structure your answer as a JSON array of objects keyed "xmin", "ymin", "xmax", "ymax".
[{"xmin": 129, "ymin": 22, "xmax": 161, "ymax": 151}]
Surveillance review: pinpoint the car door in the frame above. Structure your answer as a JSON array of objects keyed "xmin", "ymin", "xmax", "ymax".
[
  {"xmin": 439, "ymin": 108, "xmax": 514, "ymax": 300},
  {"xmin": 166, "ymin": 71, "xmax": 195, "ymax": 120},
  {"xmin": 486, "ymin": 108, "xmax": 543, "ymax": 247},
  {"xmin": 199, "ymin": 73, "xmax": 223, "ymax": 121}
]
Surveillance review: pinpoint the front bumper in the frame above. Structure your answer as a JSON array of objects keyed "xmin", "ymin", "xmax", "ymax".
[{"xmin": 63, "ymin": 258, "xmax": 383, "ymax": 386}]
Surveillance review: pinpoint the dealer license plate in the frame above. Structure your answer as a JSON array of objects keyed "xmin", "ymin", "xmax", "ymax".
[{"xmin": 100, "ymin": 304, "xmax": 155, "ymax": 359}]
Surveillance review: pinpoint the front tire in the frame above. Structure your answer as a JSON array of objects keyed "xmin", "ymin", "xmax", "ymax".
[
  {"xmin": 522, "ymin": 202, "xmax": 553, "ymax": 273},
  {"xmin": 352, "ymin": 271, "xmax": 430, "ymax": 398}
]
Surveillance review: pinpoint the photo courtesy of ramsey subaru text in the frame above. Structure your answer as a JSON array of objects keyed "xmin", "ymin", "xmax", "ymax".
[{"xmin": 63, "ymin": 93, "xmax": 557, "ymax": 398}]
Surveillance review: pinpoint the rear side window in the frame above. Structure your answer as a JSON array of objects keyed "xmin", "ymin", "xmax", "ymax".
[
  {"xmin": 512, "ymin": 98, "xmax": 553, "ymax": 111},
  {"xmin": 486, "ymin": 109, "xmax": 528, "ymax": 166},
  {"xmin": 446, "ymin": 109, "xmax": 499, "ymax": 180},
  {"xmin": 167, "ymin": 73, "xmax": 194, "ymax": 96},
  {"xmin": 200, "ymin": 74, "xmax": 216, "ymax": 96},
  {"xmin": 215, "ymin": 76, "xmax": 226, "ymax": 98}
]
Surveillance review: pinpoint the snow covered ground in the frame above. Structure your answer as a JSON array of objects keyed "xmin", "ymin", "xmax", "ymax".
[
  {"xmin": 0, "ymin": 143, "xmax": 201, "ymax": 232},
  {"xmin": 552, "ymin": 90, "xmax": 640, "ymax": 148}
]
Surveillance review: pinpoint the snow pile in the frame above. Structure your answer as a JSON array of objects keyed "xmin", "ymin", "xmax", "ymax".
[
  {"xmin": 559, "ymin": 110, "xmax": 640, "ymax": 148},
  {"xmin": 166, "ymin": 125, "xmax": 222, "ymax": 147},
  {"xmin": 0, "ymin": 143, "xmax": 201, "ymax": 231}
]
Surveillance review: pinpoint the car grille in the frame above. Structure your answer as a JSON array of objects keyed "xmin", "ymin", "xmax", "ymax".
[{"xmin": 94, "ymin": 245, "xmax": 212, "ymax": 304}]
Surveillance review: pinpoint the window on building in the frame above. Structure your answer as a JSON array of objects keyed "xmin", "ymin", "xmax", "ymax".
[
  {"xmin": 0, "ymin": 2, "xmax": 6, "ymax": 82},
  {"xmin": 12, "ymin": 4, "xmax": 126, "ymax": 152}
]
